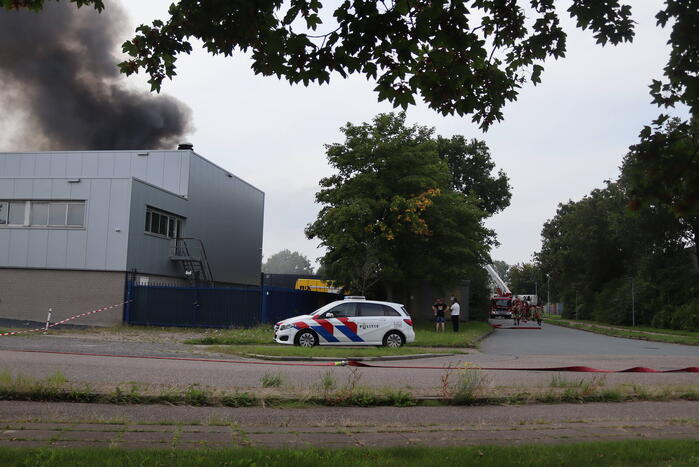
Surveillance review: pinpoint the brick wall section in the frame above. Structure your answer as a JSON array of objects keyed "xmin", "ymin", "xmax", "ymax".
[{"xmin": 0, "ymin": 269, "xmax": 125, "ymax": 326}]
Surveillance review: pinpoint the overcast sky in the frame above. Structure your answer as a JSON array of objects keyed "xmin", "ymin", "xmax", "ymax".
[{"xmin": 113, "ymin": 1, "xmax": 688, "ymax": 268}]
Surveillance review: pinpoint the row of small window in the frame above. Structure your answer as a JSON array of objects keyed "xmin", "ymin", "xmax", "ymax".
[
  {"xmin": 0, "ymin": 200, "xmax": 85, "ymax": 227},
  {"xmin": 145, "ymin": 207, "xmax": 184, "ymax": 239},
  {"xmin": 321, "ymin": 302, "xmax": 401, "ymax": 318}
]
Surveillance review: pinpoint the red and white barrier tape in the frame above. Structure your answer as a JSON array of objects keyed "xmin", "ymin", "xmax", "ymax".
[
  {"xmin": 0, "ymin": 300, "xmax": 132, "ymax": 337},
  {"xmin": 6, "ymin": 349, "xmax": 699, "ymax": 373}
]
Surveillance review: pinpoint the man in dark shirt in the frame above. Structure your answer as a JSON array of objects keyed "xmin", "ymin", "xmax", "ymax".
[{"xmin": 432, "ymin": 298, "xmax": 447, "ymax": 332}]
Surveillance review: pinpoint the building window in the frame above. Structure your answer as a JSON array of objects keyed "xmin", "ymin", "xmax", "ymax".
[
  {"xmin": 0, "ymin": 200, "xmax": 85, "ymax": 227},
  {"xmin": 145, "ymin": 207, "xmax": 184, "ymax": 239},
  {"xmin": 31, "ymin": 202, "xmax": 49, "ymax": 225},
  {"xmin": 8, "ymin": 201, "xmax": 26, "ymax": 225},
  {"xmin": 0, "ymin": 201, "xmax": 6, "ymax": 225}
]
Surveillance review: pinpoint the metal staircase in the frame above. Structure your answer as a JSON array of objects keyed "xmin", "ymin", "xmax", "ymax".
[{"xmin": 169, "ymin": 238, "xmax": 214, "ymax": 286}]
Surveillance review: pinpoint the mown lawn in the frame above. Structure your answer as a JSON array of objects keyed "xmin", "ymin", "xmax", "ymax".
[
  {"xmin": 410, "ymin": 321, "xmax": 492, "ymax": 347},
  {"xmin": 2, "ymin": 440, "xmax": 699, "ymax": 466},
  {"xmin": 208, "ymin": 344, "xmax": 460, "ymax": 358},
  {"xmin": 185, "ymin": 321, "xmax": 492, "ymax": 353},
  {"xmin": 546, "ymin": 317, "xmax": 699, "ymax": 346},
  {"xmin": 184, "ymin": 325, "xmax": 274, "ymax": 345}
]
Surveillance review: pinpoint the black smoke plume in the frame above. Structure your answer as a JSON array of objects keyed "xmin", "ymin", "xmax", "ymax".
[{"xmin": 0, "ymin": 2, "xmax": 192, "ymax": 150}]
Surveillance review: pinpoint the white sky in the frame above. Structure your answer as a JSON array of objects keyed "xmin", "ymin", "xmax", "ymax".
[{"xmin": 117, "ymin": 1, "xmax": 688, "ymax": 268}]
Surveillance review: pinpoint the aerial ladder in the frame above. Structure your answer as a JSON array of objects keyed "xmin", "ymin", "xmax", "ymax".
[
  {"xmin": 484, "ymin": 264, "xmax": 511, "ymax": 296},
  {"xmin": 484, "ymin": 264, "xmax": 513, "ymax": 318}
]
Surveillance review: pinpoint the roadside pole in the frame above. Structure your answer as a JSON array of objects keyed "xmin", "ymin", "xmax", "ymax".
[
  {"xmin": 44, "ymin": 308, "xmax": 52, "ymax": 334},
  {"xmin": 631, "ymin": 278, "xmax": 635, "ymax": 327}
]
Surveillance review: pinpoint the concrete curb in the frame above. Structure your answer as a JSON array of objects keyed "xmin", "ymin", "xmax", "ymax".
[
  {"xmin": 472, "ymin": 328, "xmax": 496, "ymax": 344},
  {"xmin": 242, "ymin": 353, "xmax": 454, "ymax": 362}
]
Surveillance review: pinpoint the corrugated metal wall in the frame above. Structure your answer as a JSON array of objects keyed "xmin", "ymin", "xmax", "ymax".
[
  {"xmin": 183, "ymin": 154, "xmax": 264, "ymax": 286},
  {"xmin": 0, "ymin": 150, "xmax": 191, "ymax": 271},
  {"xmin": 0, "ymin": 177, "xmax": 130, "ymax": 270},
  {"xmin": 124, "ymin": 152, "xmax": 265, "ymax": 286},
  {"xmin": 0, "ymin": 150, "xmax": 264, "ymax": 287}
]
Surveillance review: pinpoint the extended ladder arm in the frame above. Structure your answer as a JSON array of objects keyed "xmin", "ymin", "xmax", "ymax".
[{"xmin": 485, "ymin": 264, "xmax": 511, "ymax": 295}]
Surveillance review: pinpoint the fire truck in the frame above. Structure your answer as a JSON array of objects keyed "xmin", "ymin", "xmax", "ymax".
[
  {"xmin": 485, "ymin": 265, "xmax": 540, "ymax": 318},
  {"xmin": 485, "ymin": 264, "xmax": 513, "ymax": 319}
]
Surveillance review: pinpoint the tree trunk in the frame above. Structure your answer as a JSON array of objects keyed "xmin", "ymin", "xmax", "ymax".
[{"xmin": 384, "ymin": 282, "xmax": 394, "ymax": 302}]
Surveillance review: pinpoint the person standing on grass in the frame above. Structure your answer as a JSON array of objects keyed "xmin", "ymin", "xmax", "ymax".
[
  {"xmin": 432, "ymin": 297, "xmax": 447, "ymax": 332},
  {"xmin": 449, "ymin": 297, "xmax": 461, "ymax": 332}
]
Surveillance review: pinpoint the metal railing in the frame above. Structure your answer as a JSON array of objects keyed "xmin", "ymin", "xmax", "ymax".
[{"xmin": 169, "ymin": 237, "xmax": 214, "ymax": 285}]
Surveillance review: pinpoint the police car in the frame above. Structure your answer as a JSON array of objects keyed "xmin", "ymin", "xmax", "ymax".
[{"xmin": 273, "ymin": 297, "xmax": 415, "ymax": 348}]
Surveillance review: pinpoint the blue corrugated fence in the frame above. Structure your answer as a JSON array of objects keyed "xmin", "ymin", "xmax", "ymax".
[{"xmin": 125, "ymin": 281, "xmax": 342, "ymax": 328}]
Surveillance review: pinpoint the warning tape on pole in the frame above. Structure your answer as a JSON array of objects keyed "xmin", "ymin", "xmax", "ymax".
[
  {"xmin": 0, "ymin": 300, "xmax": 132, "ymax": 337},
  {"xmin": 5, "ymin": 349, "xmax": 699, "ymax": 373}
]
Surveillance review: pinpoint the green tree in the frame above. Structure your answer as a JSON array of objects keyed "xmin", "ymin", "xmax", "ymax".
[
  {"xmin": 536, "ymin": 178, "xmax": 693, "ymax": 325},
  {"xmin": 622, "ymin": 117, "xmax": 699, "ymax": 270},
  {"xmin": 262, "ymin": 249, "xmax": 313, "ymax": 274},
  {"xmin": 491, "ymin": 259, "xmax": 510, "ymax": 285},
  {"xmin": 437, "ymin": 136, "xmax": 511, "ymax": 215},
  {"xmin": 7, "ymin": 0, "xmax": 665, "ymax": 130},
  {"xmin": 507, "ymin": 262, "xmax": 541, "ymax": 296},
  {"xmin": 305, "ymin": 112, "xmax": 500, "ymax": 298},
  {"xmin": 537, "ymin": 183, "xmax": 627, "ymax": 319}
]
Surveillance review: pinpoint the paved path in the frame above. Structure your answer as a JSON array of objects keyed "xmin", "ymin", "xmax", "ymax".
[{"xmin": 1, "ymin": 401, "xmax": 697, "ymax": 449}]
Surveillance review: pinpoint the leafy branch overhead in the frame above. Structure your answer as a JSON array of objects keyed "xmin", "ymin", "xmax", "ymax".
[{"xmin": 5, "ymin": 0, "xmax": 662, "ymax": 130}]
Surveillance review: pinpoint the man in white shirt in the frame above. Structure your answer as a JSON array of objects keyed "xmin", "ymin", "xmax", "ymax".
[{"xmin": 450, "ymin": 297, "xmax": 461, "ymax": 332}]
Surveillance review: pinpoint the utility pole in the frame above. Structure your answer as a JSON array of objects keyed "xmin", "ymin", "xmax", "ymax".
[
  {"xmin": 631, "ymin": 277, "xmax": 635, "ymax": 327},
  {"xmin": 546, "ymin": 273, "xmax": 550, "ymax": 314}
]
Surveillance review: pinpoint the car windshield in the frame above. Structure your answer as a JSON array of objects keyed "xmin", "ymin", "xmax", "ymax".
[
  {"xmin": 493, "ymin": 299, "xmax": 511, "ymax": 307},
  {"xmin": 310, "ymin": 302, "xmax": 339, "ymax": 316}
]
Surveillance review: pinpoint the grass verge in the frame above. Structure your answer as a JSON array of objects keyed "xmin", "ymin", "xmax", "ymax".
[
  {"xmin": 1, "ymin": 369, "xmax": 697, "ymax": 408},
  {"xmin": 409, "ymin": 321, "xmax": 493, "ymax": 347},
  {"xmin": 208, "ymin": 344, "xmax": 458, "ymax": 358},
  {"xmin": 185, "ymin": 321, "xmax": 492, "ymax": 350},
  {"xmin": 2, "ymin": 440, "xmax": 699, "ymax": 466},
  {"xmin": 546, "ymin": 317, "xmax": 699, "ymax": 346}
]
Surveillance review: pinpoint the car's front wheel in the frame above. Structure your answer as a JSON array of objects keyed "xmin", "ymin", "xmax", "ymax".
[
  {"xmin": 295, "ymin": 330, "xmax": 318, "ymax": 347},
  {"xmin": 383, "ymin": 331, "xmax": 405, "ymax": 348}
]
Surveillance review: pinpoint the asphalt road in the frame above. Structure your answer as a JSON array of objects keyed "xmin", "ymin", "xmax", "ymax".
[
  {"xmin": 481, "ymin": 319, "xmax": 699, "ymax": 356},
  {"xmin": 0, "ymin": 322, "xmax": 697, "ymax": 394}
]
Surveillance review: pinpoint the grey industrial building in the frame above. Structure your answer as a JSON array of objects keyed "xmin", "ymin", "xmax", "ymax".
[{"xmin": 0, "ymin": 148, "xmax": 264, "ymax": 326}]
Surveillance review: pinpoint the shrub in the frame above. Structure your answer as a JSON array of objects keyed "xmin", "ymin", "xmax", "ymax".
[
  {"xmin": 382, "ymin": 389, "xmax": 416, "ymax": 407},
  {"xmin": 260, "ymin": 373, "xmax": 284, "ymax": 388},
  {"xmin": 651, "ymin": 307, "xmax": 674, "ymax": 329},
  {"xmin": 452, "ymin": 370, "xmax": 488, "ymax": 404},
  {"xmin": 221, "ymin": 392, "xmax": 256, "ymax": 407},
  {"xmin": 184, "ymin": 384, "xmax": 211, "ymax": 406},
  {"xmin": 670, "ymin": 299, "xmax": 699, "ymax": 331},
  {"xmin": 318, "ymin": 370, "xmax": 336, "ymax": 396}
]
